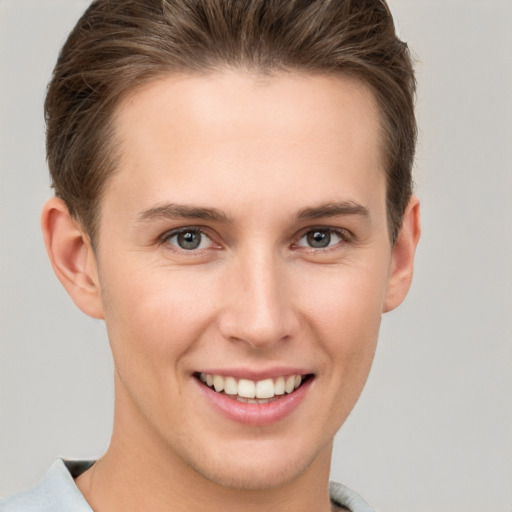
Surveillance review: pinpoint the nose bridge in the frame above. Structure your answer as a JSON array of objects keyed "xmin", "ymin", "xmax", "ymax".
[{"xmin": 219, "ymin": 244, "xmax": 296, "ymax": 348}]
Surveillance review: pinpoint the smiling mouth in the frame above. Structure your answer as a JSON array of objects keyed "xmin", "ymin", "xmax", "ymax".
[{"xmin": 195, "ymin": 372, "xmax": 313, "ymax": 404}]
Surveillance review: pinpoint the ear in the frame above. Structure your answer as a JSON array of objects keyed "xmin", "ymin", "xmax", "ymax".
[
  {"xmin": 383, "ymin": 195, "xmax": 421, "ymax": 313},
  {"xmin": 41, "ymin": 197, "xmax": 104, "ymax": 319}
]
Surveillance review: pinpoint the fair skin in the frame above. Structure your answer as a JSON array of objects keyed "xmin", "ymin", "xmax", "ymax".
[{"xmin": 42, "ymin": 71, "xmax": 420, "ymax": 512}]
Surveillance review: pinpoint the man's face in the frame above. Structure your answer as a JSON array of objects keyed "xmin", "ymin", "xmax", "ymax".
[{"xmin": 94, "ymin": 71, "xmax": 395, "ymax": 489}]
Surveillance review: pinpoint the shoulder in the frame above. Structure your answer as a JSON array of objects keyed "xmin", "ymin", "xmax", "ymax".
[
  {"xmin": 0, "ymin": 459, "xmax": 94, "ymax": 512},
  {"xmin": 329, "ymin": 481, "xmax": 376, "ymax": 512}
]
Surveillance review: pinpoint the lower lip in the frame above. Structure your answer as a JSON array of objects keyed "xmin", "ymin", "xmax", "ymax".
[{"xmin": 195, "ymin": 377, "xmax": 313, "ymax": 426}]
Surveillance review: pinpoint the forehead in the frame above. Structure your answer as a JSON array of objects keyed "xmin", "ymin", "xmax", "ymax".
[
  {"xmin": 116, "ymin": 70, "xmax": 382, "ymax": 158},
  {"xmin": 104, "ymin": 71, "xmax": 385, "ymax": 225}
]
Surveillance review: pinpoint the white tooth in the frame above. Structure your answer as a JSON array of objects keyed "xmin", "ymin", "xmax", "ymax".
[
  {"xmin": 213, "ymin": 375, "xmax": 224, "ymax": 392},
  {"xmin": 238, "ymin": 379, "xmax": 256, "ymax": 398},
  {"xmin": 274, "ymin": 377, "xmax": 285, "ymax": 395},
  {"xmin": 236, "ymin": 396, "xmax": 248, "ymax": 403},
  {"xmin": 285, "ymin": 376, "xmax": 295, "ymax": 393},
  {"xmin": 224, "ymin": 376, "xmax": 237, "ymax": 395},
  {"xmin": 256, "ymin": 378, "xmax": 275, "ymax": 399},
  {"xmin": 206, "ymin": 374, "xmax": 214, "ymax": 387},
  {"xmin": 258, "ymin": 398, "xmax": 270, "ymax": 404},
  {"xmin": 200, "ymin": 373, "xmax": 207, "ymax": 383},
  {"xmin": 294, "ymin": 375, "xmax": 302, "ymax": 389},
  {"xmin": 248, "ymin": 398, "xmax": 258, "ymax": 404}
]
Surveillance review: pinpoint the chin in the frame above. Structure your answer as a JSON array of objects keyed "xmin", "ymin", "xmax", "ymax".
[
  {"xmin": 195, "ymin": 458, "xmax": 310, "ymax": 491},
  {"xmin": 182, "ymin": 437, "xmax": 328, "ymax": 491}
]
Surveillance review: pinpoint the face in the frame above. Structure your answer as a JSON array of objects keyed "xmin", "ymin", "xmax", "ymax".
[{"xmin": 92, "ymin": 71, "xmax": 397, "ymax": 489}]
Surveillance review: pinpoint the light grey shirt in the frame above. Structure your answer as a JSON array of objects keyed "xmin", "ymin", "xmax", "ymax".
[{"xmin": 0, "ymin": 459, "xmax": 376, "ymax": 512}]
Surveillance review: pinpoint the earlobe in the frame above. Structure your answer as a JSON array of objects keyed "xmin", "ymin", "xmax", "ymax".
[
  {"xmin": 41, "ymin": 197, "xmax": 104, "ymax": 319},
  {"xmin": 383, "ymin": 195, "xmax": 421, "ymax": 313}
]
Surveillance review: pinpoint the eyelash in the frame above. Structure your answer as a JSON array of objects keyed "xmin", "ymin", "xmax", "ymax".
[{"xmin": 160, "ymin": 226, "xmax": 352, "ymax": 253}]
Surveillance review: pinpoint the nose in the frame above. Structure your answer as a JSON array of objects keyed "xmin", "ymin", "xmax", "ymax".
[{"xmin": 218, "ymin": 248, "xmax": 299, "ymax": 350}]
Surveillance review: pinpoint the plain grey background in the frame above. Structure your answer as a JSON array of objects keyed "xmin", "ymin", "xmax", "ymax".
[{"xmin": 1, "ymin": 1, "xmax": 511, "ymax": 511}]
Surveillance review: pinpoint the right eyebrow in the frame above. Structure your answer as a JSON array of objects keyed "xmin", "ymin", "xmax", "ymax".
[{"xmin": 136, "ymin": 203, "xmax": 232, "ymax": 224}]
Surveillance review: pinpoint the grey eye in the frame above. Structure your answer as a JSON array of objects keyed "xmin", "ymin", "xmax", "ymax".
[
  {"xmin": 298, "ymin": 229, "xmax": 342, "ymax": 249},
  {"xmin": 166, "ymin": 229, "xmax": 212, "ymax": 250},
  {"xmin": 307, "ymin": 230, "xmax": 330, "ymax": 248}
]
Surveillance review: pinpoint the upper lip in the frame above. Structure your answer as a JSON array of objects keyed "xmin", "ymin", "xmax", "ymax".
[{"xmin": 194, "ymin": 367, "xmax": 313, "ymax": 381}]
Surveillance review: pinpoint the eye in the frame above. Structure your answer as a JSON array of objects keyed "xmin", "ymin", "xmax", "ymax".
[
  {"xmin": 164, "ymin": 228, "xmax": 214, "ymax": 251},
  {"xmin": 296, "ymin": 228, "xmax": 346, "ymax": 249}
]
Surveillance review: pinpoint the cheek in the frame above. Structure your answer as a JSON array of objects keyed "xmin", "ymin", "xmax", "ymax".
[
  {"xmin": 299, "ymin": 261, "xmax": 388, "ymax": 366},
  {"xmin": 99, "ymin": 262, "xmax": 216, "ymax": 376}
]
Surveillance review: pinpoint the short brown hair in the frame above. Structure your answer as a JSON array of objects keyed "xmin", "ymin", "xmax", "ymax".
[{"xmin": 45, "ymin": 0, "xmax": 416, "ymax": 245}]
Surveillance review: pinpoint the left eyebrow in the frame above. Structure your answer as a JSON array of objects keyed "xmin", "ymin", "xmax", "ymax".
[{"xmin": 296, "ymin": 201, "xmax": 370, "ymax": 221}]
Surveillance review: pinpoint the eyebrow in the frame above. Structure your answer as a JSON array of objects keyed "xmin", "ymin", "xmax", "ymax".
[
  {"xmin": 136, "ymin": 200, "xmax": 369, "ymax": 225},
  {"xmin": 136, "ymin": 204, "xmax": 232, "ymax": 224},
  {"xmin": 296, "ymin": 201, "xmax": 370, "ymax": 220}
]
